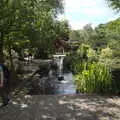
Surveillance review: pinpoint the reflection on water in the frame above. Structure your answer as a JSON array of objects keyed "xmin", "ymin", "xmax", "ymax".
[
  {"xmin": 46, "ymin": 73, "xmax": 76, "ymax": 95},
  {"xmin": 27, "ymin": 72, "xmax": 76, "ymax": 95},
  {"xmin": 60, "ymin": 80, "xmax": 68, "ymax": 84}
]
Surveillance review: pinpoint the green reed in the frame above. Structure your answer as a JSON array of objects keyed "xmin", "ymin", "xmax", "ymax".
[{"xmin": 74, "ymin": 62, "xmax": 112, "ymax": 93}]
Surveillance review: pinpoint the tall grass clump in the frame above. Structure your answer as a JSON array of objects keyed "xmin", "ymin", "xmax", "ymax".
[
  {"xmin": 74, "ymin": 62, "xmax": 112, "ymax": 93},
  {"xmin": 70, "ymin": 44, "xmax": 90, "ymax": 74}
]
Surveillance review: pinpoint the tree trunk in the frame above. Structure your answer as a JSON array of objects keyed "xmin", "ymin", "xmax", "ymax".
[
  {"xmin": 8, "ymin": 43, "xmax": 16, "ymax": 85},
  {"xmin": 0, "ymin": 32, "xmax": 4, "ymax": 63},
  {"xmin": 17, "ymin": 49, "xmax": 24, "ymax": 74}
]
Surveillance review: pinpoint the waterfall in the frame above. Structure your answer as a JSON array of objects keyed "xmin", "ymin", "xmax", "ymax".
[{"xmin": 53, "ymin": 54, "xmax": 66, "ymax": 80}]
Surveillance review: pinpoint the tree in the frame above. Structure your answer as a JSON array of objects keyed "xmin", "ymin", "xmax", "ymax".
[
  {"xmin": 0, "ymin": 0, "xmax": 34, "ymax": 63},
  {"xmin": 69, "ymin": 24, "xmax": 97, "ymax": 46},
  {"xmin": 34, "ymin": 19, "xmax": 70, "ymax": 58},
  {"xmin": 0, "ymin": 0, "xmax": 64, "ymax": 62},
  {"xmin": 0, "ymin": 0, "xmax": 65, "ymax": 82},
  {"xmin": 106, "ymin": 0, "xmax": 120, "ymax": 11},
  {"xmin": 105, "ymin": 18, "xmax": 120, "ymax": 57},
  {"xmin": 55, "ymin": 20, "xmax": 70, "ymax": 40},
  {"xmin": 95, "ymin": 24, "xmax": 108, "ymax": 48},
  {"xmin": 69, "ymin": 30, "xmax": 80, "ymax": 41}
]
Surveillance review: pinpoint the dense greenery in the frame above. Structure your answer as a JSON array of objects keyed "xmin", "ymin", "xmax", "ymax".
[
  {"xmin": 68, "ymin": 1, "xmax": 120, "ymax": 93},
  {"xmin": 69, "ymin": 18, "xmax": 120, "ymax": 58},
  {"xmin": 69, "ymin": 18, "xmax": 120, "ymax": 94},
  {"xmin": 75, "ymin": 62, "xmax": 112, "ymax": 93},
  {"xmin": 0, "ymin": 0, "xmax": 70, "ymax": 79},
  {"xmin": 0, "ymin": 0, "xmax": 119, "ymax": 94},
  {"xmin": 106, "ymin": 0, "xmax": 120, "ymax": 11}
]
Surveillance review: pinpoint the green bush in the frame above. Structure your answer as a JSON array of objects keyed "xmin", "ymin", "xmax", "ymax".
[
  {"xmin": 111, "ymin": 68, "xmax": 120, "ymax": 94},
  {"xmin": 69, "ymin": 49, "xmax": 88, "ymax": 74},
  {"xmin": 67, "ymin": 51, "xmax": 81, "ymax": 74},
  {"xmin": 74, "ymin": 62, "xmax": 112, "ymax": 93},
  {"xmin": 63, "ymin": 56, "xmax": 72, "ymax": 72},
  {"xmin": 38, "ymin": 63, "xmax": 50, "ymax": 75}
]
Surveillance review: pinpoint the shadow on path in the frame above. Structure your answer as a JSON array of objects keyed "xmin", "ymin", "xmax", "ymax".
[{"xmin": 0, "ymin": 95, "xmax": 120, "ymax": 120}]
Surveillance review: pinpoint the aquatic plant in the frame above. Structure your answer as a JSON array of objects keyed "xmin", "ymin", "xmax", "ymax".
[{"xmin": 74, "ymin": 62, "xmax": 112, "ymax": 93}]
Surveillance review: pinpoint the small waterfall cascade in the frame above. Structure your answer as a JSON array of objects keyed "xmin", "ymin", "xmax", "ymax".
[{"xmin": 53, "ymin": 54, "xmax": 66, "ymax": 81}]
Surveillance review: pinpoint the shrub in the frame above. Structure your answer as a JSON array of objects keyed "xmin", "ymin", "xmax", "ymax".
[
  {"xmin": 63, "ymin": 56, "xmax": 72, "ymax": 72},
  {"xmin": 111, "ymin": 68, "xmax": 120, "ymax": 94},
  {"xmin": 74, "ymin": 62, "xmax": 112, "ymax": 93},
  {"xmin": 100, "ymin": 47, "xmax": 113, "ymax": 59},
  {"xmin": 38, "ymin": 63, "xmax": 50, "ymax": 76}
]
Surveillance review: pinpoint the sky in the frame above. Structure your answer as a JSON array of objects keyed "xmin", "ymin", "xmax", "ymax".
[{"xmin": 58, "ymin": 0, "xmax": 120, "ymax": 30}]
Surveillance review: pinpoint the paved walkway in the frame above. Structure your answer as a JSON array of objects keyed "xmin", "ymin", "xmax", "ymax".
[{"xmin": 0, "ymin": 95, "xmax": 120, "ymax": 120}]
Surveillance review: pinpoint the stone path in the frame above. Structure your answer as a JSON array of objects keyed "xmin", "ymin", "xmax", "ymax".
[{"xmin": 0, "ymin": 95, "xmax": 120, "ymax": 120}]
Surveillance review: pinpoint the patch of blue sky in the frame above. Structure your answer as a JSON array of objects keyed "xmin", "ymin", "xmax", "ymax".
[{"xmin": 58, "ymin": 0, "xmax": 120, "ymax": 30}]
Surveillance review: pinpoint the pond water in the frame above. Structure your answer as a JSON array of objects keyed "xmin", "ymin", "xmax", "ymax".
[
  {"xmin": 44, "ymin": 54, "xmax": 76, "ymax": 95},
  {"xmin": 26, "ymin": 58, "xmax": 77, "ymax": 95},
  {"xmin": 27, "ymin": 72, "xmax": 76, "ymax": 95},
  {"xmin": 46, "ymin": 72, "xmax": 76, "ymax": 95}
]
